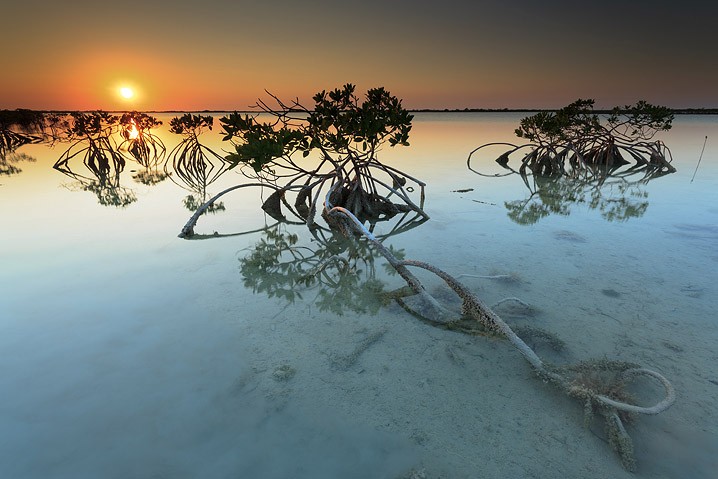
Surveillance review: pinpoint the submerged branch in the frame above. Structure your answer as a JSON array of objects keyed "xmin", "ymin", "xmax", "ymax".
[{"xmin": 321, "ymin": 196, "xmax": 675, "ymax": 471}]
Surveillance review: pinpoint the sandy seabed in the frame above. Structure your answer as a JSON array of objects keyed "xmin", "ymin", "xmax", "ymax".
[
  {"xmin": 1, "ymin": 114, "xmax": 716, "ymax": 478},
  {"xmin": 2, "ymin": 212, "xmax": 717, "ymax": 479}
]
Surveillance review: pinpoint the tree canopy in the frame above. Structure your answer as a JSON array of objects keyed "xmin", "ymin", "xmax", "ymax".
[{"xmin": 214, "ymin": 84, "xmax": 424, "ymax": 226}]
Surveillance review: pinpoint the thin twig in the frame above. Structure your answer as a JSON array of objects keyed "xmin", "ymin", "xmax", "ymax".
[{"xmin": 690, "ymin": 135, "xmax": 708, "ymax": 183}]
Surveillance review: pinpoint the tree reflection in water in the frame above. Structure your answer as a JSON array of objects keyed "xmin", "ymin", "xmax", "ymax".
[
  {"xmin": 178, "ymin": 98, "xmax": 678, "ymax": 469},
  {"xmin": 468, "ymin": 100, "xmax": 676, "ymax": 224},
  {"xmin": 235, "ymin": 205, "xmax": 427, "ymax": 316},
  {"xmin": 118, "ymin": 112, "xmax": 169, "ymax": 186},
  {"xmin": 0, "ymin": 109, "xmax": 45, "ymax": 155},
  {"xmin": 239, "ymin": 223, "xmax": 407, "ymax": 316},
  {"xmin": 53, "ymin": 112, "xmax": 137, "ymax": 207},
  {"xmin": 0, "ymin": 110, "xmax": 46, "ymax": 180},
  {"xmin": 0, "ymin": 152, "xmax": 35, "ymax": 179},
  {"xmin": 502, "ymin": 167, "xmax": 661, "ymax": 225},
  {"xmin": 165, "ymin": 114, "xmax": 229, "ymax": 213}
]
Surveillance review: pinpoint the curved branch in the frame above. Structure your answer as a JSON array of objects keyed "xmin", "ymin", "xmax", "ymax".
[
  {"xmin": 467, "ymin": 142, "xmax": 528, "ymax": 177},
  {"xmin": 178, "ymin": 183, "xmax": 282, "ymax": 238},
  {"xmin": 595, "ymin": 367, "xmax": 676, "ymax": 415}
]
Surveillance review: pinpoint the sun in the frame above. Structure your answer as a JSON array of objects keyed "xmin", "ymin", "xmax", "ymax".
[{"xmin": 119, "ymin": 86, "xmax": 134, "ymax": 99}]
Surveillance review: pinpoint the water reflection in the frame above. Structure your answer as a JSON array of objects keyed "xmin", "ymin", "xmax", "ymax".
[
  {"xmin": 0, "ymin": 110, "xmax": 45, "ymax": 179},
  {"xmin": 53, "ymin": 112, "xmax": 137, "ymax": 207},
  {"xmin": 166, "ymin": 114, "xmax": 229, "ymax": 213},
  {"xmin": 502, "ymin": 167, "xmax": 659, "ymax": 224},
  {"xmin": 0, "ymin": 152, "xmax": 35, "ymax": 179},
  {"xmin": 0, "ymin": 109, "xmax": 45, "ymax": 155},
  {"xmin": 118, "ymin": 112, "xmax": 169, "ymax": 186},
  {"xmin": 2, "ymin": 113, "xmax": 717, "ymax": 478},
  {"xmin": 218, "ymin": 86, "xmax": 426, "ymax": 232},
  {"xmin": 468, "ymin": 101, "xmax": 677, "ymax": 224},
  {"xmin": 240, "ymin": 224, "xmax": 411, "ymax": 315},
  {"xmin": 27, "ymin": 111, "xmax": 232, "ymax": 208}
]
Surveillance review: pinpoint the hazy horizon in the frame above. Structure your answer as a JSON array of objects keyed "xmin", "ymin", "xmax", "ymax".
[{"xmin": 4, "ymin": 106, "xmax": 718, "ymax": 114}]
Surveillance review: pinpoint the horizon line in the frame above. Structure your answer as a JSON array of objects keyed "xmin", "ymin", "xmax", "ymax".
[{"xmin": 3, "ymin": 107, "xmax": 718, "ymax": 114}]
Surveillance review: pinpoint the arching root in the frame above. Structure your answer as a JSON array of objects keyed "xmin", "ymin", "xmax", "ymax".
[{"xmin": 323, "ymin": 203, "xmax": 676, "ymax": 471}]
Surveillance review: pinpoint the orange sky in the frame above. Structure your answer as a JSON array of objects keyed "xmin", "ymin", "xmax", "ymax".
[{"xmin": 2, "ymin": 1, "xmax": 716, "ymax": 111}]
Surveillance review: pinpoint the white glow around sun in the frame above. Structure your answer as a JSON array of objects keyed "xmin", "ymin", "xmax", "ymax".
[{"xmin": 119, "ymin": 87, "xmax": 134, "ymax": 99}]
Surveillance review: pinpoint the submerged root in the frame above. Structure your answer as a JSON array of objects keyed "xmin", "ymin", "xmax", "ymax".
[
  {"xmin": 330, "ymin": 327, "xmax": 388, "ymax": 371},
  {"xmin": 491, "ymin": 297, "xmax": 540, "ymax": 317},
  {"xmin": 606, "ymin": 412, "xmax": 637, "ymax": 472},
  {"xmin": 322, "ymin": 202, "xmax": 676, "ymax": 472},
  {"xmin": 562, "ymin": 360, "xmax": 639, "ymax": 424},
  {"xmin": 457, "ymin": 272, "xmax": 523, "ymax": 284},
  {"xmin": 512, "ymin": 325, "xmax": 565, "ymax": 352}
]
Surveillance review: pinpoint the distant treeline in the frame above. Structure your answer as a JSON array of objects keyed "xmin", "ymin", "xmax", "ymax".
[
  {"xmin": 3, "ymin": 108, "xmax": 718, "ymax": 115},
  {"xmin": 408, "ymin": 108, "xmax": 718, "ymax": 114}
]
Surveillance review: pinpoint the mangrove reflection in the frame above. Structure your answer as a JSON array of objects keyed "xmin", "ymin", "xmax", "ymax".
[
  {"xmin": 119, "ymin": 112, "xmax": 169, "ymax": 186},
  {"xmin": 0, "ymin": 152, "xmax": 35, "ymax": 180},
  {"xmin": 468, "ymin": 99, "xmax": 676, "ymax": 224},
  {"xmin": 221, "ymin": 86, "xmax": 424, "ymax": 224},
  {"xmin": 0, "ymin": 110, "xmax": 46, "ymax": 181},
  {"xmin": 240, "ymin": 224, "xmax": 405, "ymax": 315},
  {"xmin": 53, "ymin": 112, "xmax": 137, "ymax": 207},
  {"xmin": 165, "ymin": 114, "xmax": 229, "ymax": 213},
  {"xmin": 182, "ymin": 186, "xmax": 427, "ymax": 241},
  {"xmin": 179, "ymin": 86, "xmax": 427, "ymax": 239},
  {"xmin": 503, "ymin": 172, "xmax": 651, "ymax": 224},
  {"xmin": 0, "ymin": 110, "xmax": 45, "ymax": 157}
]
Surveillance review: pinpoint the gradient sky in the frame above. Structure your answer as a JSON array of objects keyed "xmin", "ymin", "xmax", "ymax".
[{"xmin": 2, "ymin": 0, "xmax": 716, "ymax": 110}]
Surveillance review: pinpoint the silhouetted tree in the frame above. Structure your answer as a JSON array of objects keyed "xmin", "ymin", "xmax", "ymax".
[
  {"xmin": 119, "ymin": 112, "xmax": 166, "ymax": 166},
  {"xmin": 54, "ymin": 111, "xmax": 125, "ymax": 177},
  {"xmin": 53, "ymin": 111, "xmax": 136, "ymax": 207},
  {"xmin": 218, "ymin": 84, "xmax": 426, "ymax": 226},
  {"xmin": 470, "ymin": 99, "xmax": 675, "ymax": 180},
  {"xmin": 467, "ymin": 100, "xmax": 675, "ymax": 224},
  {"xmin": 165, "ymin": 114, "xmax": 228, "ymax": 212},
  {"xmin": 0, "ymin": 109, "xmax": 46, "ymax": 159},
  {"xmin": 117, "ymin": 112, "xmax": 169, "ymax": 185}
]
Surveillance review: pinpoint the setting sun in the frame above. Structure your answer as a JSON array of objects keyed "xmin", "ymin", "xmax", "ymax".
[{"xmin": 119, "ymin": 87, "xmax": 134, "ymax": 99}]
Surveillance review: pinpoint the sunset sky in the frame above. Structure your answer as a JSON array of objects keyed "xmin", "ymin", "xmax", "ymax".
[{"xmin": 2, "ymin": 0, "xmax": 716, "ymax": 111}]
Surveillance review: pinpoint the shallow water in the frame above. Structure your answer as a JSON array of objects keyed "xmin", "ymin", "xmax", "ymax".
[{"xmin": 1, "ymin": 113, "xmax": 717, "ymax": 478}]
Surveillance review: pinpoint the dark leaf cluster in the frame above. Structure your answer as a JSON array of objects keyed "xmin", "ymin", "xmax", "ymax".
[
  {"xmin": 120, "ymin": 112, "xmax": 163, "ymax": 138},
  {"xmin": 308, "ymin": 84, "xmax": 413, "ymax": 151},
  {"xmin": 0, "ymin": 152, "xmax": 35, "ymax": 177},
  {"xmin": 169, "ymin": 114, "xmax": 214, "ymax": 135},
  {"xmin": 119, "ymin": 112, "xmax": 166, "ymax": 168},
  {"xmin": 0, "ymin": 109, "xmax": 46, "ymax": 134},
  {"xmin": 515, "ymin": 99, "xmax": 601, "ymax": 144},
  {"xmin": 221, "ymin": 113, "xmax": 304, "ymax": 172},
  {"xmin": 65, "ymin": 111, "xmax": 120, "ymax": 139},
  {"xmin": 80, "ymin": 181, "xmax": 137, "ymax": 207},
  {"xmin": 515, "ymin": 99, "xmax": 673, "ymax": 146},
  {"xmin": 220, "ymin": 84, "xmax": 413, "ymax": 172},
  {"xmin": 608, "ymin": 101, "xmax": 673, "ymax": 140}
]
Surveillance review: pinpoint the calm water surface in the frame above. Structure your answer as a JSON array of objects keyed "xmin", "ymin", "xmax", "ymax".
[{"xmin": 1, "ymin": 113, "xmax": 716, "ymax": 478}]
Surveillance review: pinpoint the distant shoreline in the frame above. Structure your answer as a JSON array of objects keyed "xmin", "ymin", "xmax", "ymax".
[
  {"xmin": 409, "ymin": 108, "xmax": 718, "ymax": 115},
  {"xmin": 6, "ymin": 108, "xmax": 718, "ymax": 115}
]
